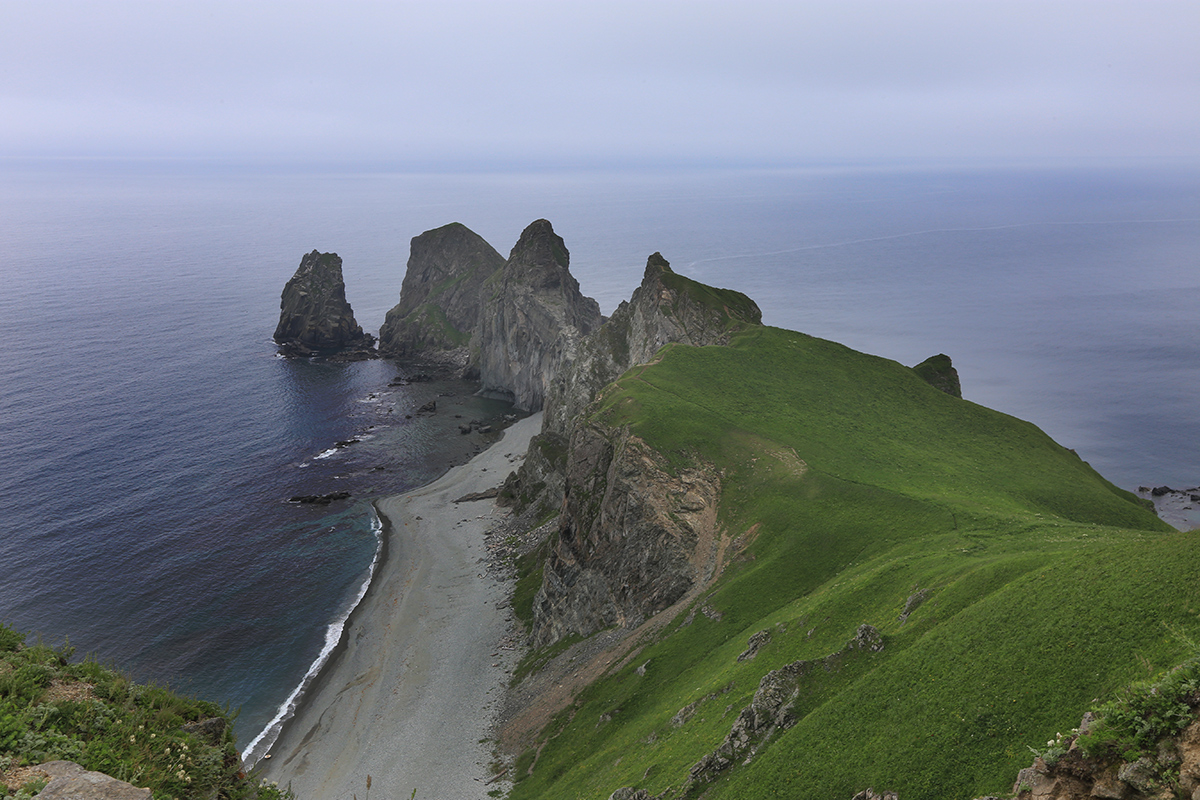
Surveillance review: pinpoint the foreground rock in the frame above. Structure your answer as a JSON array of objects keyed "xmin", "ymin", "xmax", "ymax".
[
  {"xmin": 377, "ymin": 222, "xmax": 506, "ymax": 367},
  {"xmin": 35, "ymin": 761, "xmax": 151, "ymax": 800},
  {"xmin": 274, "ymin": 250, "xmax": 376, "ymax": 358}
]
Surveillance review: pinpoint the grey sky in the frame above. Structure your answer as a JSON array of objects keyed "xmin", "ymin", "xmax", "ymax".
[{"xmin": 2, "ymin": 0, "xmax": 1197, "ymax": 166}]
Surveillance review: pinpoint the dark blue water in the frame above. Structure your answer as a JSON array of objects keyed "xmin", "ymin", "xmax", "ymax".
[{"xmin": 1, "ymin": 162, "xmax": 1197, "ymax": 755}]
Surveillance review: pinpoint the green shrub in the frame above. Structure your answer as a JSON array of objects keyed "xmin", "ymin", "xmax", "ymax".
[{"xmin": 0, "ymin": 625, "xmax": 24, "ymax": 653}]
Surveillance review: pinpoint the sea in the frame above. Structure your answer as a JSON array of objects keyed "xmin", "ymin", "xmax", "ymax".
[{"xmin": 1, "ymin": 160, "xmax": 1197, "ymax": 762}]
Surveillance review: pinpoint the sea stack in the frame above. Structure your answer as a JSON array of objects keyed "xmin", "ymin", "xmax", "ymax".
[
  {"xmin": 274, "ymin": 250, "xmax": 376, "ymax": 358},
  {"xmin": 377, "ymin": 223, "xmax": 506, "ymax": 369}
]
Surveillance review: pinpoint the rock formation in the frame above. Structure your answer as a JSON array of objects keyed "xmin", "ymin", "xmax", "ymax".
[
  {"xmin": 912, "ymin": 353, "xmax": 962, "ymax": 398},
  {"xmin": 687, "ymin": 625, "xmax": 884, "ymax": 789},
  {"xmin": 494, "ymin": 254, "xmax": 765, "ymax": 647},
  {"xmin": 501, "ymin": 253, "xmax": 761, "ymax": 535},
  {"xmin": 543, "ymin": 252, "xmax": 762, "ymax": 435},
  {"xmin": 476, "ymin": 219, "xmax": 604, "ymax": 411},
  {"xmin": 377, "ymin": 222, "xmax": 506, "ymax": 369},
  {"xmin": 34, "ymin": 761, "xmax": 151, "ymax": 799},
  {"xmin": 274, "ymin": 250, "xmax": 375, "ymax": 358},
  {"xmin": 529, "ymin": 421, "xmax": 723, "ymax": 648}
]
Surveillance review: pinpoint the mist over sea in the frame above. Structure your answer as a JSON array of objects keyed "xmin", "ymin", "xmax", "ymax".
[{"xmin": 0, "ymin": 162, "xmax": 1196, "ymax": 752}]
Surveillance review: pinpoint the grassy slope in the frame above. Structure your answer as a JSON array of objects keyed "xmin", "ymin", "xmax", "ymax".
[
  {"xmin": 509, "ymin": 326, "xmax": 1195, "ymax": 800},
  {"xmin": 0, "ymin": 626, "xmax": 285, "ymax": 799}
]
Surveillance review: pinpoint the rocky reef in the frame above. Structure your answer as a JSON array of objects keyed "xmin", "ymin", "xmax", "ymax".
[
  {"xmin": 377, "ymin": 222, "xmax": 506, "ymax": 368},
  {"xmin": 274, "ymin": 250, "xmax": 376, "ymax": 358}
]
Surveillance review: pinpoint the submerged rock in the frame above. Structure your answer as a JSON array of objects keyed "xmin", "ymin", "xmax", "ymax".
[{"xmin": 274, "ymin": 250, "xmax": 375, "ymax": 357}]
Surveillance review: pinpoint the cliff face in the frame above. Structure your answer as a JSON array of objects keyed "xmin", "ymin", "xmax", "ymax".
[
  {"xmin": 543, "ymin": 252, "xmax": 762, "ymax": 434},
  {"xmin": 503, "ymin": 255, "xmax": 765, "ymax": 647},
  {"xmin": 530, "ymin": 420, "xmax": 723, "ymax": 648},
  {"xmin": 377, "ymin": 223, "xmax": 506, "ymax": 369},
  {"xmin": 274, "ymin": 250, "xmax": 375, "ymax": 357},
  {"xmin": 477, "ymin": 220, "xmax": 603, "ymax": 411}
]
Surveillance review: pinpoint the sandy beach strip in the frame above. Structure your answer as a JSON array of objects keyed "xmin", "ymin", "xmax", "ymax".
[{"xmin": 258, "ymin": 413, "xmax": 541, "ymax": 800}]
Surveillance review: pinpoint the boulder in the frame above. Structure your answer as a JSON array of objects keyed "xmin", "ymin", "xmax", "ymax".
[{"xmin": 912, "ymin": 353, "xmax": 962, "ymax": 398}]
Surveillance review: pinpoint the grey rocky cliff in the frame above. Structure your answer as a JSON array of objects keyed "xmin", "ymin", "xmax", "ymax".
[
  {"xmin": 377, "ymin": 222, "xmax": 506, "ymax": 370},
  {"xmin": 502, "ymin": 254, "xmax": 761, "ymax": 524},
  {"xmin": 543, "ymin": 252, "xmax": 762, "ymax": 435},
  {"xmin": 529, "ymin": 420, "xmax": 722, "ymax": 648},
  {"xmin": 477, "ymin": 219, "xmax": 603, "ymax": 411},
  {"xmin": 274, "ymin": 250, "xmax": 375, "ymax": 358}
]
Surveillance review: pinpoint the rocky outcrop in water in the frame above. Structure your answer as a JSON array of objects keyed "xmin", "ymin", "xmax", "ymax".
[
  {"xmin": 377, "ymin": 223, "xmax": 506, "ymax": 369},
  {"xmin": 477, "ymin": 219, "xmax": 604, "ymax": 411},
  {"xmin": 274, "ymin": 250, "xmax": 375, "ymax": 358},
  {"xmin": 912, "ymin": 353, "xmax": 962, "ymax": 398},
  {"xmin": 529, "ymin": 421, "xmax": 722, "ymax": 648}
]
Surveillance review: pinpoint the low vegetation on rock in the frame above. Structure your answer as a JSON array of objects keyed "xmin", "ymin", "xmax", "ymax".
[{"xmin": 0, "ymin": 624, "xmax": 287, "ymax": 799}]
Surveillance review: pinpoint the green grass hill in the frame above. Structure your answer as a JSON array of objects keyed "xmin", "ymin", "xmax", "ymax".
[
  {"xmin": 508, "ymin": 325, "xmax": 1196, "ymax": 800},
  {"xmin": 0, "ymin": 625, "xmax": 286, "ymax": 799}
]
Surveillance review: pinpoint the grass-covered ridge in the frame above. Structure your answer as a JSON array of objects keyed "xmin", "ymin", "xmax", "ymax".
[
  {"xmin": 656, "ymin": 263, "xmax": 762, "ymax": 330},
  {"xmin": 0, "ymin": 625, "xmax": 285, "ymax": 799},
  {"xmin": 509, "ymin": 326, "xmax": 1193, "ymax": 800}
]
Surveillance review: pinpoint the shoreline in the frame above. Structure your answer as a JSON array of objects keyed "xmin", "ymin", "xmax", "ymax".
[
  {"xmin": 241, "ymin": 508, "xmax": 387, "ymax": 766},
  {"xmin": 257, "ymin": 413, "xmax": 541, "ymax": 799}
]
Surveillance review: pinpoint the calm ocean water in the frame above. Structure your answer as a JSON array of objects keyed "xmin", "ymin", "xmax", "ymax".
[{"xmin": 0, "ymin": 162, "xmax": 1196, "ymax": 755}]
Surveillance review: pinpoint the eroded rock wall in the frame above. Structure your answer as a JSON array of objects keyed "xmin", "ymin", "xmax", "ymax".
[
  {"xmin": 543, "ymin": 252, "xmax": 762, "ymax": 435},
  {"xmin": 530, "ymin": 421, "xmax": 722, "ymax": 648},
  {"xmin": 477, "ymin": 219, "xmax": 603, "ymax": 411}
]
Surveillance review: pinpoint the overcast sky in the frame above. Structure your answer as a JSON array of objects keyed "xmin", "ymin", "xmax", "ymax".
[{"xmin": 2, "ymin": 0, "xmax": 1197, "ymax": 168}]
